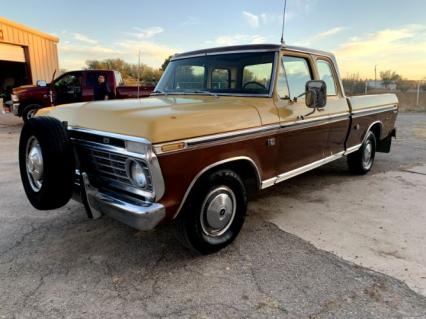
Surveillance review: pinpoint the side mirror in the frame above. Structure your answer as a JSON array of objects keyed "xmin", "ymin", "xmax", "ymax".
[
  {"xmin": 305, "ymin": 80, "xmax": 327, "ymax": 108},
  {"xmin": 36, "ymin": 80, "xmax": 47, "ymax": 87}
]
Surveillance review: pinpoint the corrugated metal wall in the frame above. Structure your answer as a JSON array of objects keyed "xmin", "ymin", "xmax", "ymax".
[{"xmin": 0, "ymin": 17, "xmax": 59, "ymax": 84}]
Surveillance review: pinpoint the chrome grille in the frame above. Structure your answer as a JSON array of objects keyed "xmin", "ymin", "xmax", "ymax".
[{"xmin": 78, "ymin": 146, "xmax": 152, "ymax": 192}]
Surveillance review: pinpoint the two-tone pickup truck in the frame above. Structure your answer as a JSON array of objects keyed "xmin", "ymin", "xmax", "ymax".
[
  {"xmin": 19, "ymin": 44, "xmax": 398, "ymax": 254},
  {"xmin": 8, "ymin": 69, "xmax": 154, "ymax": 122}
]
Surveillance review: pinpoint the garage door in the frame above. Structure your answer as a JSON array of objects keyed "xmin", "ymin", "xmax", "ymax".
[{"xmin": 0, "ymin": 43, "xmax": 25, "ymax": 62}]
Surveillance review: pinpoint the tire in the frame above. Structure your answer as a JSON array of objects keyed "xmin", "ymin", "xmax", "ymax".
[
  {"xmin": 22, "ymin": 104, "xmax": 42, "ymax": 123},
  {"xmin": 19, "ymin": 116, "xmax": 75, "ymax": 210},
  {"xmin": 347, "ymin": 131, "xmax": 377, "ymax": 175},
  {"xmin": 175, "ymin": 169, "xmax": 247, "ymax": 254}
]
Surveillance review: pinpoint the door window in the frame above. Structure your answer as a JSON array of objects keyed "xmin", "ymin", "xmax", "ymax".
[
  {"xmin": 55, "ymin": 73, "xmax": 82, "ymax": 91},
  {"xmin": 316, "ymin": 60, "xmax": 337, "ymax": 96},
  {"xmin": 282, "ymin": 56, "xmax": 312, "ymax": 100}
]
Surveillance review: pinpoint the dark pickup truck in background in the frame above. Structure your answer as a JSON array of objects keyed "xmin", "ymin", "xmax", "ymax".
[{"xmin": 5, "ymin": 69, "xmax": 154, "ymax": 122}]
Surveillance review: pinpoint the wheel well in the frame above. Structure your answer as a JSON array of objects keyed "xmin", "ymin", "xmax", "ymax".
[
  {"xmin": 219, "ymin": 160, "xmax": 261, "ymax": 194},
  {"xmin": 173, "ymin": 158, "xmax": 261, "ymax": 219},
  {"xmin": 369, "ymin": 122, "xmax": 382, "ymax": 144},
  {"xmin": 19, "ymin": 101, "xmax": 43, "ymax": 116}
]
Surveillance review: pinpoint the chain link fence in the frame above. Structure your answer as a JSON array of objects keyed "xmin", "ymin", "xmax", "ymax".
[{"xmin": 343, "ymin": 79, "xmax": 426, "ymax": 112}]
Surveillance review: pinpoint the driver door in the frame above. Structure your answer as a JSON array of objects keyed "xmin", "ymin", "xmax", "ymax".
[
  {"xmin": 53, "ymin": 72, "xmax": 83, "ymax": 105},
  {"xmin": 273, "ymin": 52, "xmax": 330, "ymax": 175}
]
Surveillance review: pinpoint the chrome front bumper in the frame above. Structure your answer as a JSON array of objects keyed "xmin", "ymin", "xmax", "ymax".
[
  {"xmin": 12, "ymin": 103, "xmax": 20, "ymax": 115},
  {"xmin": 77, "ymin": 172, "xmax": 166, "ymax": 231}
]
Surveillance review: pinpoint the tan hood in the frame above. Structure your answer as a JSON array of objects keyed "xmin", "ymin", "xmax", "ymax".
[{"xmin": 36, "ymin": 96, "xmax": 263, "ymax": 143}]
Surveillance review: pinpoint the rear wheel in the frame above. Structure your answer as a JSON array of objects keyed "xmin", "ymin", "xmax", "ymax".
[
  {"xmin": 347, "ymin": 131, "xmax": 376, "ymax": 175},
  {"xmin": 175, "ymin": 169, "xmax": 247, "ymax": 254},
  {"xmin": 19, "ymin": 117, "xmax": 75, "ymax": 210},
  {"xmin": 22, "ymin": 104, "xmax": 41, "ymax": 123}
]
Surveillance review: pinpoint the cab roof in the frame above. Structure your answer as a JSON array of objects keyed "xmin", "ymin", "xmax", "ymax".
[{"xmin": 172, "ymin": 43, "xmax": 335, "ymax": 60}]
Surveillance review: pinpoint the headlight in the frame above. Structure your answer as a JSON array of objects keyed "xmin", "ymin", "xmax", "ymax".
[
  {"xmin": 11, "ymin": 94, "xmax": 19, "ymax": 102},
  {"xmin": 126, "ymin": 159, "xmax": 147, "ymax": 188}
]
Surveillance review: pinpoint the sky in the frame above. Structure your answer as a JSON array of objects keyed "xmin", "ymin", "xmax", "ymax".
[{"xmin": 2, "ymin": 0, "xmax": 426, "ymax": 80}]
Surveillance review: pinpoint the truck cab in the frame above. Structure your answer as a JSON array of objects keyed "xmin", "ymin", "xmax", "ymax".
[{"xmin": 9, "ymin": 70, "xmax": 153, "ymax": 122}]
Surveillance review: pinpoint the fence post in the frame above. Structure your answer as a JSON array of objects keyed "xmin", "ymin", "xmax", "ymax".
[
  {"xmin": 365, "ymin": 81, "xmax": 368, "ymax": 94},
  {"xmin": 417, "ymin": 81, "xmax": 421, "ymax": 106}
]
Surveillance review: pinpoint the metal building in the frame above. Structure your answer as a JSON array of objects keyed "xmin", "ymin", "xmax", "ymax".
[{"xmin": 0, "ymin": 17, "xmax": 59, "ymax": 94}]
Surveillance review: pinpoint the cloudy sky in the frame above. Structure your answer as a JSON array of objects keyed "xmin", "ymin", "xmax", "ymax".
[{"xmin": 3, "ymin": 0, "xmax": 426, "ymax": 79}]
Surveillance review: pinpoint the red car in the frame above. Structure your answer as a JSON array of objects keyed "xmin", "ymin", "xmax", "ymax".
[{"xmin": 8, "ymin": 69, "xmax": 154, "ymax": 122}]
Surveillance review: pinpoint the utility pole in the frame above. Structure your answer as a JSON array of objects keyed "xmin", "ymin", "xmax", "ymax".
[
  {"xmin": 374, "ymin": 65, "xmax": 377, "ymax": 87},
  {"xmin": 417, "ymin": 81, "xmax": 422, "ymax": 106},
  {"xmin": 137, "ymin": 50, "xmax": 141, "ymax": 99}
]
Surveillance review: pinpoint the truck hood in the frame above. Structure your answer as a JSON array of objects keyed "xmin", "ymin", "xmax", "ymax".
[
  {"xmin": 13, "ymin": 85, "xmax": 49, "ymax": 96},
  {"xmin": 37, "ymin": 95, "xmax": 263, "ymax": 144}
]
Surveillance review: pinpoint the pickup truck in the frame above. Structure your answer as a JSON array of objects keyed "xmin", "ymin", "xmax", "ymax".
[
  {"xmin": 18, "ymin": 44, "xmax": 398, "ymax": 254},
  {"xmin": 8, "ymin": 69, "xmax": 154, "ymax": 122}
]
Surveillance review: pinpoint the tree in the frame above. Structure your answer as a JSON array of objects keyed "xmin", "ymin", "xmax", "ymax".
[
  {"xmin": 85, "ymin": 58, "xmax": 163, "ymax": 85},
  {"xmin": 380, "ymin": 70, "xmax": 401, "ymax": 89},
  {"xmin": 161, "ymin": 55, "xmax": 173, "ymax": 71}
]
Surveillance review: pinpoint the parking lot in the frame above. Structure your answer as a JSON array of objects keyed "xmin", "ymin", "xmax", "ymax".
[{"xmin": 0, "ymin": 112, "xmax": 425, "ymax": 318}]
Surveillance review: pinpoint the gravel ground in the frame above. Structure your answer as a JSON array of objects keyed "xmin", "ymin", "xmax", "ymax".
[{"xmin": 0, "ymin": 113, "xmax": 425, "ymax": 318}]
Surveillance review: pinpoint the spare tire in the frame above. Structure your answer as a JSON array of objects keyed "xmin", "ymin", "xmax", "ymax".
[{"xmin": 19, "ymin": 117, "xmax": 75, "ymax": 210}]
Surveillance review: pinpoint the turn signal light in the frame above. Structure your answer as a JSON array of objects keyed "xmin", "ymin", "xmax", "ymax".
[{"xmin": 160, "ymin": 142, "xmax": 186, "ymax": 153}]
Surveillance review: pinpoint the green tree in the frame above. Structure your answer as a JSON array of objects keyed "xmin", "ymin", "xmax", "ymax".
[
  {"xmin": 380, "ymin": 70, "xmax": 401, "ymax": 89},
  {"xmin": 161, "ymin": 55, "xmax": 173, "ymax": 71},
  {"xmin": 85, "ymin": 58, "xmax": 164, "ymax": 85}
]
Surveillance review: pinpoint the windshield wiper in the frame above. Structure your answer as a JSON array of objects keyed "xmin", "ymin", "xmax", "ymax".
[
  {"xmin": 151, "ymin": 90, "xmax": 168, "ymax": 96},
  {"xmin": 192, "ymin": 90, "xmax": 218, "ymax": 97}
]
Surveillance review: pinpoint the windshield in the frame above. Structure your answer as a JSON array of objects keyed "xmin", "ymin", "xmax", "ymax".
[{"xmin": 155, "ymin": 52, "xmax": 276, "ymax": 96}]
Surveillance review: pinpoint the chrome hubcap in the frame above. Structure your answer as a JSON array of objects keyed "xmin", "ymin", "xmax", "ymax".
[
  {"xmin": 200, "ymin": 186, "xmax": 236, "ymax": 237},
  {"xmin": 26, "ymin": 136, "xmax": 44, "ymax": 192},
  {"xmin": 362, "ymin": 141, "xmax": 373, "ymax": 169},
  {"xmin": 26, "ymin": 109, "xmax": 36, "ymax": 120}
]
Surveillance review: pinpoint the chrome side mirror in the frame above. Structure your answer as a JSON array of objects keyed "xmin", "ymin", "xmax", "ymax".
[
  {"xmin": 36, "ymin": 80, "xmax": 47, "ymax": 87},
  {"xmin": 305, "ymin": 80, "xmax": 327, "ymax": 108}
]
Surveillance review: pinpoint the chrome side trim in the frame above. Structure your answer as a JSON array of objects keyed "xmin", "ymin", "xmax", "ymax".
[
  {"xmin": 261, "ymin": 177, "xmax": 276, "ymax": 189},
  {"xmin": 154, "ymin": 113, "xmax": 350, "ymax": 155},
  {"xmin": 173, "ymin": 156, "xmax": 262, "ymax": 219},
  {"xmin": 351, "ymin": 105, "xmax": 397, "ymax": 117},
  {"xmin": 344, "ymin": 144, "xmax": 362, "ymax": 155},
  {"xmin": 260, "ymin": 151, "xmax": 345, "ymax": 189},
  {"xmin": 153, "ymin": 124, "xmax": 280, "ymax": 154}
]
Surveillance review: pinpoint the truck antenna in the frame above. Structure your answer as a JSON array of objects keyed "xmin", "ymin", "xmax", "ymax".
[
  {"xmin": 137, "ymin": 50, "xmax": 141, "ymax": 99},
  {"xmin": 280, "ymin": 0, "xmax": 288, "ymax": 45}
]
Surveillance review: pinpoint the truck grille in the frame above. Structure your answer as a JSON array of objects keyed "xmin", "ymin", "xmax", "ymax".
[{"xmin": 77, "ymin": 146, "xmax": 153, "ymax": 193}]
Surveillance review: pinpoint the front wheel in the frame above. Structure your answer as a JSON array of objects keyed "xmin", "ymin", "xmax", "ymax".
[
  {"xmin": 175, "ymin": 169, "xmax": 247, "ymax": 254},
  {"xmin": 19, "ymin": 117, "xmax": 75, "ymax": 210},
  {"xmin": 22, "ymin": 104, "xmax": 41, "ymax": 123},
  {"xmin": 347, "ymin": 131, "xmax": 377, "ymax": 175}
]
